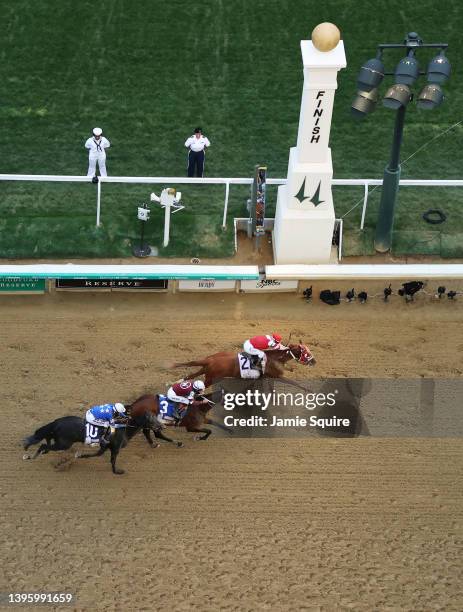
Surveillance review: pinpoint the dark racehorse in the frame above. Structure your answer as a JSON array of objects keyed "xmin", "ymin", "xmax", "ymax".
[
  {"xmin": 128, "ymin": 393, "xmax": 231, "ymax": 443},
  {"xmin": 23, "ymin": 416, "xmax": 129, "ymax": 475},
  {"xmin": 172, "ymin": 343, "xmax": 316, "ymax": 387}
]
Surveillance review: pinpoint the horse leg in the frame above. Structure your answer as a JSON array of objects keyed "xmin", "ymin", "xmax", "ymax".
[
  {"xmin": 142, "ymin": 428, "xmax": 160, "ymax": 448},
  {"xmin": 24, "ymin": 438, "xmax": 72, "ymax": 460},
  {"xmin": 205, "ymin": 418, "xmax": 233, "ymax": 435},
  {"xmin": 77, "ymin": 445, "xmax": 108, "ymax": 459},
  {"xmin": 204, "ymin": 376, "xmax": 213, "ymax": 388},
  {"xmin": 23, "ymin": 442, "xmax": 50, "ymax": 460},
  {"xmin": 185, "ymin": 426, "xmax": 212, "ymax": 441},
  {"xmin": 153, "ymin": 429, "xmax": 183, "ymax": 448},
  {"xmin": 183, "ymin": 367, "xmax": 205, "ymax": 381},
  {"xmin": 110, "ymin": 443, "xmax": 125, "ymax": 475}
]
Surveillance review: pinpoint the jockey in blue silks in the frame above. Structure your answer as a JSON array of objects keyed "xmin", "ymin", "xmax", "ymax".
[{"xmin": 85, "ymin": 402, "xmax": 128, "ymax": 446}]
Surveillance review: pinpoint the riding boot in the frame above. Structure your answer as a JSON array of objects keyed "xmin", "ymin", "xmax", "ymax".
[{"xmin": 173, "ymin": 405, "xmax": 185, "ymax": 423}]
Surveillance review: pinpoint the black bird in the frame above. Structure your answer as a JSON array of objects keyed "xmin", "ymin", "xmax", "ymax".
[
  {"xmin": 384, "ymin": 284, "xmax": 392, "ymax": 301},
  {"xmin": 346, "ymin": 288, "xmax": 355, "ymax": 302}
]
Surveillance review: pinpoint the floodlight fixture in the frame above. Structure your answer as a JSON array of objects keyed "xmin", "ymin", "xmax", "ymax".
[
  {"xmin": 352, "ymin": 31, "xmax": 450, "ymax": 253},
  {"xmin": 404, "ymin": 31, "xmax": 422, "ymax": 46},
  {"xmin": 357, "ymin": 55, "xmax": 385, "ymax": 91},
  {"xmin": 394, "ymin": 52, "xmax": 419, "ymax": 86},
  {"xmin": 417, "ymin": 83, "xmax": 444, "ymax": 109},
  {"xmin": 427, "ymin": 51, "xmax": 451, "ymax": 84},
  {"xmin": 383, "ymin": 84, "xmax": 412, "ymax": 109},
  {"xmin": 351, "ymin": 88, "xmax": 379, "ymax": 118}
]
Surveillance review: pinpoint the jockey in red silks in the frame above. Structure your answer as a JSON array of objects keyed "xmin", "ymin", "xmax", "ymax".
[
  {"xmin": 166, "ymin": 379, "xmax": 206, "ymax": 419},
  {"xmin": 243, "ymin": 333, "xmax": 286, "ymax": 372}
]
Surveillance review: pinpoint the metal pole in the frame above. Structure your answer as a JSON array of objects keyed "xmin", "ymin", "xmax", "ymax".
[
  {"xmin": 250, "ymin": 165, "xmax": 258, "ymax": 236},
  {"xmin": 96, "ymin": 179, "xmax": 102, "ymax": 227},
  {"xmin": 222, "ymin": 181, "xmax": 230, "ymax": 228},
  {"xmin": 374, "ymin": 104, "xmax": 406, "ymax": 253}
]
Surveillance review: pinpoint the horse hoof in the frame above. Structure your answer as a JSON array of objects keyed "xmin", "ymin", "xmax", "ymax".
[
  {"xmin": 74, "ymin": 451, "xmax": 82, "ymax": 459},
  {"xmin": 151, "ymin": 442, "xmax": 160, "ymax": 449},
  {"xmin": 176, "ymin": 441, "xmax": 184, "ymax": 448},
  {"xmin": 22, "ymin": 453, "xmax": 30, "ymax": 461},
  {"xmin": 114, "ymin": 469, "xmax": 125, "ymax": 475}
]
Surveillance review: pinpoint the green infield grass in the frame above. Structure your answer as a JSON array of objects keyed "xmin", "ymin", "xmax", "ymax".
[{"xmin": 0, "ymin": 0, "xmax": 461, "ymax": 258}]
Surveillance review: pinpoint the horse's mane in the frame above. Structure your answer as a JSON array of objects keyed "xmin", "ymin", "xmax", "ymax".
[{"xmin": 128, "ymin": 393, "xmax": 155, "ymax": 408}]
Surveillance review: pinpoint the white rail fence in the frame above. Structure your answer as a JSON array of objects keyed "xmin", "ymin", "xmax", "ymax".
[
  {"xmin": 1, "ymin": 263, "xmax": 462, "ymax": 281},
  {"xmin": 0, "ymin": 174, "xmax": 462, "ymax": 229}
]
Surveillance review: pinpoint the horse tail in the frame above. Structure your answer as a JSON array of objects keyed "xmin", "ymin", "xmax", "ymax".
[
  {"xmin": 23, "ymin": 421, "xmax": 56, "ymax": 450},
  {"xmin": 171, "ymin": 360, "xmax": 207, "ymax": 368}
]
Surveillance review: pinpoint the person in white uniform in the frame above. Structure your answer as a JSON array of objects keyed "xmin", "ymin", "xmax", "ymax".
[{"xmin": 85, "ymin": 127, "xmax": 110, "ymax": 178}]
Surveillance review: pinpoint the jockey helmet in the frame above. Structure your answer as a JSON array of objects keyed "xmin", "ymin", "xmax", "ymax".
[
  {"xmin": 192, "ymin": 380, "xmax": 205, "ymax": 393},
  {"xmin": 114, "ymin": 403, "xmax": 126, "ymax": 414},
  {"xmin": 272, "ymin": 333, "xmax": 282, "ymax": 343}
]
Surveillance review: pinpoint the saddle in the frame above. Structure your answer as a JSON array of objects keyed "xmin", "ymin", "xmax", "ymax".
[{"xmin": 157, "ymin": 395, "xmax": 187, "ymax": 425}]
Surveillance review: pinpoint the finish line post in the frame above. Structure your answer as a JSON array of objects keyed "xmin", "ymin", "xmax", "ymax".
[{"xmin": 273, "ymin": 23, "xmax": 346, "ymax": 264}]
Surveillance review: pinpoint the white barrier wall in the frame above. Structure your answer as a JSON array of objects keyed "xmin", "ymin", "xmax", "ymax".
[
  {"xmin": 0, "ymin": 264, "xmax": 259, "ymax": 280},
  {"xmin": 240, "ymin": 279, "xmax": 298, "ymax": 292},
  {"xmin": 266, "ymin": 264, "xmax": 463, "ymax": 280},
  {"xmin": 178, "ymin": 280, "xmax": 237, "ymax": 292}
]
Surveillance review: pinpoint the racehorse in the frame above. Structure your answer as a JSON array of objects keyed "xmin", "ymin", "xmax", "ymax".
[
  {"xmin": 23, "ymin": 416, "xmax": 129, "ymax": 475},
  {"xmin": 172, "ymin": 343, "xmax": 316, "ymax": 387},
  {"xmin": 128, "ymin": 393, "xmax": 230, "ymax": 443}
]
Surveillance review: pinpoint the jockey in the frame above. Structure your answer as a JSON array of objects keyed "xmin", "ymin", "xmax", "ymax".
[
  {"xmin": 243, "ymin": 333, "xmax": 285, "ymax": 372},
  {"xmin": 166, "ymin": 379, "xmax": 206, "ymax": 420},
  {"xmin": 85, "ymin": 402, "xmax": 128, "ymax": 446}
]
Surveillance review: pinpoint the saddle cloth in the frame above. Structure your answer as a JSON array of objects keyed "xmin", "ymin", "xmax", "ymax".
[
  {"xmin": 157, "ymin": 395, "xmax": 184, "ymax": 424},
  {"xmin": 238, "ymin": 353, "xmax": 261, "ymax": 379},
  {"xmin": 85, "ymin": 422, "xmax": 107, "ymax": 446}
]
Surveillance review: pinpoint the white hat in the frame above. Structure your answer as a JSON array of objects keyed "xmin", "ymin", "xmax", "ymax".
[
  {"xmin": 193, "ymin": 380, "xmax": 205, "ymax": 393},
  {"xmin": 114, "ymin": 403, "xmax": 126, "ymax": 414},
  {"xmin": 93, "ymin": 127, "xmax": 103, "ymax": 136}
]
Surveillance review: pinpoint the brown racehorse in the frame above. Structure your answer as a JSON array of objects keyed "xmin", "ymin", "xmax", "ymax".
[
  {"xmin": 127, "ymin": 393, "xmax": 231, "ymax": 444},
  {"xmin": 172, "ymin": 343, "xmax": 316, "ymax": 387}
]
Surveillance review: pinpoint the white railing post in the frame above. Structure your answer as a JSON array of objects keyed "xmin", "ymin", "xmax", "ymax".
[
  {"xmin": 360, "ymin": 181, "xmax": 369, "ymax": 230},
  {"xmin": 164, "ymin": 201, "xmax": 170, "ymax": 247},
  {"xmin": 222, "ymin": 180, "xmax": 230, "ymax": 228},
  {"xmin": 96, "ymin": 179, "xmax": 102, "ymax": 227},
  {"xmin": 338, "ymin": 218, "xmax": 343, "ymax": 261}
]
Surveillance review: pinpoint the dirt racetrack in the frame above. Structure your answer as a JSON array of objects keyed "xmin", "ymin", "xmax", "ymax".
[{"xmin": 1, "ymin": 290, "xmax": 463, "ymax": 611}]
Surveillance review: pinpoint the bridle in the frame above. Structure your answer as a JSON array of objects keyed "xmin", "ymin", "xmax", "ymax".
[{"xmin": 286, "ymin": 344, "xmax": 314, "ymax": 365}]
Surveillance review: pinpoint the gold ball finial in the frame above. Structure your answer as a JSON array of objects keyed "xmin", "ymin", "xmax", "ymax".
[{"xmin": 311, "ymin": 22, "xmax": 341, "ymax": 52}]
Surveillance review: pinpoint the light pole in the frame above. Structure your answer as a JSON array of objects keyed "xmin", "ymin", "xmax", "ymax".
[
  {"xmin": 351, "ymin": 32, "xmax": 451, "ymax": 253},
  {"xmin": 376, "ymin": 104, "xmax": 406, "ymax": 252}
]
